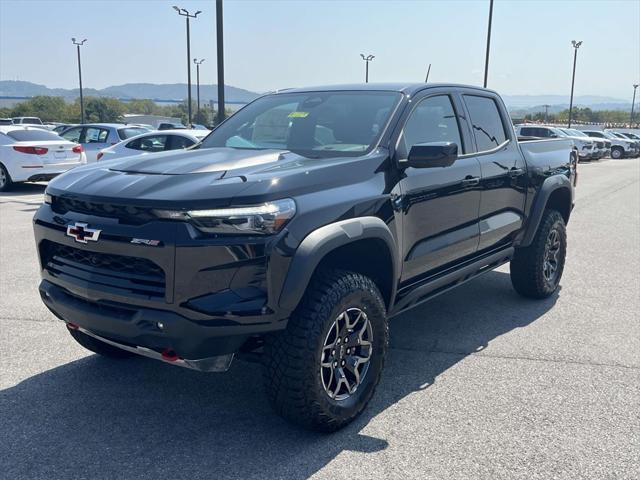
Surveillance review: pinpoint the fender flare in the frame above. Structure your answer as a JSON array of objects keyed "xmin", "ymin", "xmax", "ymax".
[
  {"xmin": 518, "ymin": 175, "xmax": 573, "ymax": 247},
  {"xmin": 278, "ymin": 217, "xmax": 398, "ymax": 312}
]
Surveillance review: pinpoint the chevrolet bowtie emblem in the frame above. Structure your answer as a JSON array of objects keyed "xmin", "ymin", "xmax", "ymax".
[{"xmin": 66, "ymin": 222, "xmax": 102, "ymax": 244}]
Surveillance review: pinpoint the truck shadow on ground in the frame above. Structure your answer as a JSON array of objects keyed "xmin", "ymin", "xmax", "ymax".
[
  {"xmin": 1, "ymin": 270, "xmax": 558, "ymax": 480},
  {"xmin": 0, "ymin": 183, "xmax": 46, "ymax": 211}
]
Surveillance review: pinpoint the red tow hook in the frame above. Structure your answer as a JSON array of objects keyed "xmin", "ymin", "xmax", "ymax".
[
  {"xmin": 161, "ymin": 349, "xmax": 179, "ymax": 362},
  {"xmin": 66, "ymin": 322, "xmax": 79, "ymax": 331}
]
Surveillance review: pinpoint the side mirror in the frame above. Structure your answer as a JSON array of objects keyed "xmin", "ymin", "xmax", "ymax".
[
  {"xmin": 406, "ymin": 142, "xmax": 458, "ymax": 168},
  {"xmin": 549, "ymin": 133, "xmax": 558, "ymax": 138}
]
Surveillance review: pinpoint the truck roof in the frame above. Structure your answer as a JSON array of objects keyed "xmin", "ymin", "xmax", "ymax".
[{"xmin": 275, "ymin": 83, "xmax": 495, "ymax": 96}]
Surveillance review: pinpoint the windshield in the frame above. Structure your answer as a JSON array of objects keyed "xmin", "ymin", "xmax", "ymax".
[
  {"xmin": 567, "ymin": 129, "xmax": 588, "ymax": 137},
  {"xmin": 200, "ymin": 91, "xmax": 402, "ymax": 158}
]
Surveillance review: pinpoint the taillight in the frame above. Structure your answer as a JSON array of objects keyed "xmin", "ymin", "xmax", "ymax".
[
  {"xmin": 72, "ymin": 145, "xmax": 83, "ymax": 154},
  {"xmin": 96, "ymin": 152, "xmax": 104, "ymax": 161},
  {"xmin": 13, "ymin": 146, "xmax": 48, "ymax": 155}
]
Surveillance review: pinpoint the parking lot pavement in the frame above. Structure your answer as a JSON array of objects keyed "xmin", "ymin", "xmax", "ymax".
[{"xmin": 1, "ymin": 159, "xmax": 639, "ymax": 480}]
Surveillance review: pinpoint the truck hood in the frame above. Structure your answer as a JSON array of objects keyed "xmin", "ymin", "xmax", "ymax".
[{"xmin": 45, "ymin": 146, "xmax": 386, "ymax": 209}]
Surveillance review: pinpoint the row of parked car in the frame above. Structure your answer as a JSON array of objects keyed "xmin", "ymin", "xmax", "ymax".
[
  {"xmin": 515, "ymin": 124, "xmax": 640, "ymax": 160},
  {"xmin": 0, "ymin": 122, "xmax": 209, "ymax": 191}
]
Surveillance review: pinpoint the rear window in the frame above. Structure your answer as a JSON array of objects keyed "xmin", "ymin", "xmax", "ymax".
[
  {"xmin": 118, "ymin": 127, "xmax": 149, "ymax": 140},
  {"xmin": 6, "ymin": 129, "xmax": 61, "ymax": 141},
  {"xmin": 22, "ymin": 117, "xmax": 43, "ymax": 125},
  {"xmin": 463, "ymin": 95, "xmax": 508, "ymax": 151}
]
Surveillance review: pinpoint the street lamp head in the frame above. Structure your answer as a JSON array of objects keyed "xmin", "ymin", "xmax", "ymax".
[
  {"xmin": 172, "ymin": 5, "xmax": 180, "ymax": 11},
  {"xmin": 194, "ymin": 10, "xmax": 202, "ymax": 17},
  {"xmin": 360, "ymin": 54, "xmax": 366, "ymax": 60},
  {"xmin": 634, "ymin": 84, "xmax": 639, "ymax": 89},
  {"xmin": 71, "ymin": 37, "xmax": 75, "ymax": 42},
  {"xmin": 571, "ymin": 40, "xmax": 583, "ymax": 49}
]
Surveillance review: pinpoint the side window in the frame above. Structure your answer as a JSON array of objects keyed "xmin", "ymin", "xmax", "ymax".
[
  {"xmin": 85, "ymin": 127, "xmax": 109, "ymax": 143},
  {"xmin": 463, "ymin": 95, "xmax": 508, "ymax": 152},
  {"xmin": 61, "ymin": 127, "xmax": 83, "ymax": 143},
  {"xmin": 401, "ymin": 95, "xmax": 463, "ymax": 157},
  {"xmin": 127, "ymin": 135, "xmax": 167, "ymax": 152},
  {"xmin": 168, "ymin": 135, "xmax": 196, "ymax": 150},
  {"xmin": 519, "ymin": 127, "xmax": 535, "ymax": 136}
]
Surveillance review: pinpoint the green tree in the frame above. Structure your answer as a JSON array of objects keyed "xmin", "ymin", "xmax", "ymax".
[
  {"xmin": 126, "ymin": 99, "xmax": 160, "ymax": 115},
  {"xmin": 9, "ymin": 96, "xmax": 67, "ymax": 122},
  {"xmin": 84, "ymin": 97, "xmax": 125, "ymax": 122}
]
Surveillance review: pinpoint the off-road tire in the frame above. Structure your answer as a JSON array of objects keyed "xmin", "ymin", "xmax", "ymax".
[
  {"xmin": 264, "ymin": 269, "xmax": 388, "ymax": 432},
  {"xmin": 0, "ymin": 163, "xmax": 13, "ymax": 192},
  {"xmin": 68, "ymin": 328, "xmax": 135, "ymax": 359},
  {"xmin": 511, "ymin": 209, "xmax": 566, "ymax": 299}
]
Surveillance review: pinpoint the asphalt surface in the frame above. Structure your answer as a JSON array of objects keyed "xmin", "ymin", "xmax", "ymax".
[{"xmin": 1, "ymin": 158, "xmax": 638, "ymax": 480}]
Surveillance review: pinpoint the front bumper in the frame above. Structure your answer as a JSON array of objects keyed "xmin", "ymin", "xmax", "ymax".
[{"xmin": 33, "ymin": 203, "xmax": 292, "ymax": 361}]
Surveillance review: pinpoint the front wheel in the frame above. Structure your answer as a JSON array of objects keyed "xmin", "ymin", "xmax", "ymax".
[
  {"xmin": 263, "ymin": 269, "xmax": 388, "ymax": 432},
  {"xmin": 510, "ymin": 209, "xmax": 567, "ymax": 299},
  {"xmin": 0, "ymin": 164, "xmax": 13, "ymax": 192},
  {"xmin": 610, "ymin": 147, "xmax": 623, "ymax": 159}
]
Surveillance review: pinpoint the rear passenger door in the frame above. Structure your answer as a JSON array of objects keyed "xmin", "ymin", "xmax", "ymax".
[
  {"xmin": 461, "ymin": 94, "xmax": 527, "ymax": 251},
  {"xmin": 395, "ymin": 92, "xmax": 482, "ymax": 283}
]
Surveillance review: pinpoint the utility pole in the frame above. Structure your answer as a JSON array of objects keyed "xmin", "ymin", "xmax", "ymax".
[
  {"xmin": 630, "ymin": 84, "xmax": 639, "ymax": 125},
  {"xmin": 567, "ymin": 40, "xmax": 582, "ymax": 129},
  {"xmin": 71, "ymin": 38, "xmax": 87, "ymax": 123},
  {"xmin": 194, "ymin": 58, "xmax": 205, "ymax": 113},
  {"xmin": 173, "ymin": 6, "xmax": 201, "ymax": 126},
  {"xmin": 483, "ymin": 0, "xmax": 494, "ymax": 88},
  {"xmin": 360, "ymin": 54, "xmax": 375, "ymax": 83},
  {"xmin": 216, "ymin": 0, "xmax": 226, "ymax": 125}
]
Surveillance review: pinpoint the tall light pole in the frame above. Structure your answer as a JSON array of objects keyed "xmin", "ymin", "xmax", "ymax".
[
  {"xmin": 567, "ymin": 40, "xmax": 582, "ymax": 129},
  {"xmin": 71, "ymin": 38, "xmax": 87, "ymax": 124},
  {"xmin": 360, "ymin": 54, "xmax": 374, "ymax": 83},
  {"xmin": 543, "ymin": 104, "xmax": 550, "ymax": 123},
  {"xmin": 215, "ymin": 0, "xmax": 225, "ymax": 125},
  {"xmin": 173, "ymin": 6, "xmax": 201, "ymax": 126},
  {"xmin": 425, "ymin": 63, "xmax": 432, "ymax": 83},
  {"xmin": 193, "ymin": 58, "xmax": 205, "ymax": 113},
  {"xmin": 630, "ymin": 84, "xmax": 639, "ymax": 125},
  {"xmin": 483, "ymin": 0, "xmax": 494, "ymax": 88}
]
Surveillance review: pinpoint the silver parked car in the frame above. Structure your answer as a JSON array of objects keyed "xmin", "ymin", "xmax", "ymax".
[{"xmin": 58, "ymin": 123, "xmax": 151, "ymax": 162}]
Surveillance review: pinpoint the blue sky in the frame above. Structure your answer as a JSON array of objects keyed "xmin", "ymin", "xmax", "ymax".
[{"xmin": 0, "ymin": 0, "xmax": 638, "ymax": 99}]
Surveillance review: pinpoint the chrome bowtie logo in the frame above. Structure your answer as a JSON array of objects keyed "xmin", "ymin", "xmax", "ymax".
[{"xmin": 66, "ymin": 222, "xmax": 101, "ymax": 244}]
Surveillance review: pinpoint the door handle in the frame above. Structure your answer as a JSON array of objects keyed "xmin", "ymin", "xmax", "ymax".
[
  {"xmin": 509, "ymin": 167, "xmax": 525, "ymax": 177},
  {"xmin": 462, "ymin": 175, "xmax": 480, "ymax": 186}
]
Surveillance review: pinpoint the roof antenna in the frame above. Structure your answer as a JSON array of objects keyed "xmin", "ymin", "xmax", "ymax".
[{"xmin": 425, "ymin": 63, "xmax": 431, "ymax": 83}]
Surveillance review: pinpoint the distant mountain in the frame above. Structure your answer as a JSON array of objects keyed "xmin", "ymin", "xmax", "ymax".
[
  {"xmin": 0, "ymin": 80, "xmax": 260, "ymax": 103},
  {"xmin": 502, "ymin": 94, "xmax": 629, "ymax": 109}
]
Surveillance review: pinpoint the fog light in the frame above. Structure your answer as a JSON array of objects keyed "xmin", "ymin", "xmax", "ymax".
[{"xmin": 157, "ymin": 322, "xmax": 164, "ymax": 330}]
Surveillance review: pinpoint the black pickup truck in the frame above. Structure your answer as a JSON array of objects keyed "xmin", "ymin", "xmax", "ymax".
[{"xmin": 34, "ymin": 84, "xmax": 576, "ymax": 431}]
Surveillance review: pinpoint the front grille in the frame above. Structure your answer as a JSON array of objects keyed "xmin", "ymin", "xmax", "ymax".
[
  {"xmin": 41, "ymin": 241, "xmax": 166, "ymax": 299},
  {"xmin": 52, "ymin": 196, "xmax": 156, "ymax": 225}
]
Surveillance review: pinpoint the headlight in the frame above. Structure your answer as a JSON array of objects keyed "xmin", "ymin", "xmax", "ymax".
[
  {"xmin": 154, "ymin": 198, "xmax": 296, "ymax": 235},
  {"xmin": 44, "ymin": 192, "xmax": 53, "ymax": 204}
]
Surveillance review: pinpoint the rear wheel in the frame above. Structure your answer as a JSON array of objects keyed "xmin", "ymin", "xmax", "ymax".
[
  {"xmin": 264, "ymin": 269, "xmax": 388, "ymax": 432},
  {"xmin": 68, "ymin": 327, "xmax": 135, "ymax": 359},
  {"xmin": 0, "ymin": 164, "xmax": 13, "ymax": 192},
  {"xmin": 510, "ymin": 209, "xmax": 566, "ymax": 299}
]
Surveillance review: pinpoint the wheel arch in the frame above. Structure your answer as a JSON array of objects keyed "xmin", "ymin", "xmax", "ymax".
[
  {"xmin": 518, "ymin": 175, "xmax": 573, "ymax": 247},
  {"xmin": 278, "ymin": 217, "xmax": 398, "ymax": 312}
]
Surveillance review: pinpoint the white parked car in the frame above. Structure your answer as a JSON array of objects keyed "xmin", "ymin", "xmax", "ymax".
[
  {"xmin": 0, "ymin": 126, "xmax": 86, "ymax": 191},
  {"xmin": 96, "ymin": 129, "xmax": 208, "ymax": 162},
  {"xmin": 515, "ymin": 125, "xmax": 595, "ymax": 161}
]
